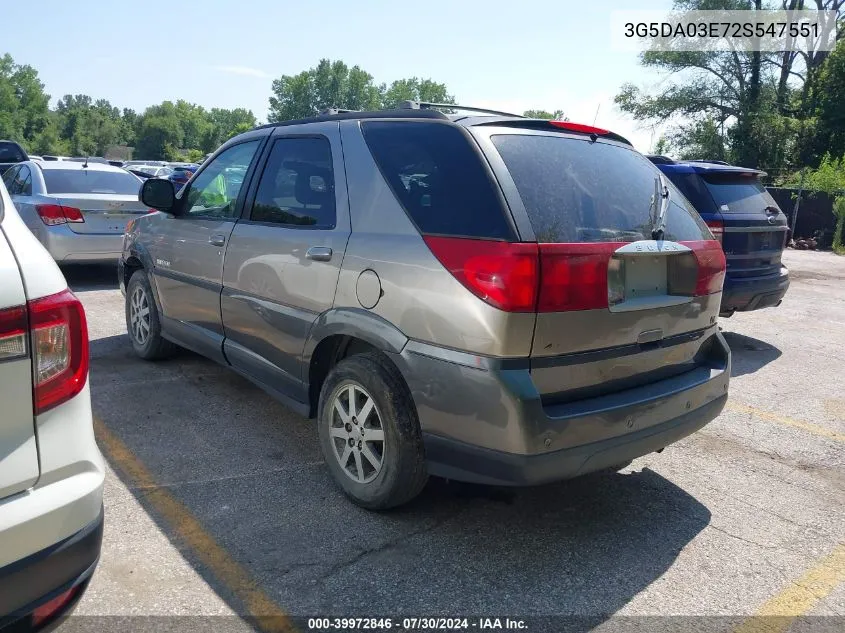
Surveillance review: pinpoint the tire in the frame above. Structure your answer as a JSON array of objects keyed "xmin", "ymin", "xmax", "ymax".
[
  {"xmin": 125, "ymin": 269, "xmax": 177, "ymax": 360},
  {"xmin": 317, "ymin": 352, "xmax": 428, "ymax": 510}
]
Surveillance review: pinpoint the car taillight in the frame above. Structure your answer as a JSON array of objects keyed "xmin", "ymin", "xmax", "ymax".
[
  {"xmin": 680, "ymin": 240, "xmax": 727, "ymax": 296},
  {"xmin": 0, "ymin": 305, "xmax": 28, "ymax": 361},
  {"xmin": 28, "ymin": 289, "xmax": 89, "ymax": 414},
  {"xmin": 35, "ymin": 204, "xmax": 85, "ymax": 225},
  {"xmin": 31, "ymin": 585, "xmax": 81, "ymax": 627},
  {"xmin": 423, "ymin": 236, "xmax": 539, "ymax": 312},
  {"xmin": 537, "ymin": 243, "xmax": 619, "ymax": 311},
  {"xmin": 705, "ymin": 220, "xmax": 724, "ymax": 245}
]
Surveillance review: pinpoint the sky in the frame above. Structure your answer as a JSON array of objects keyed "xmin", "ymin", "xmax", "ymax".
[{"xmin": 3, "ymin": 0, "xmax": 677, "ymax": 152}]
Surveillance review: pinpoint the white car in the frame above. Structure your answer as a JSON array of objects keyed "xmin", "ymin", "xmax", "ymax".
[{"xmin": 0, "ymin": 178, "xmax": 104, "ymax": 628}]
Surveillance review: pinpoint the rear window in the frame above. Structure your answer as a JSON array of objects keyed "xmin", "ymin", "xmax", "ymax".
[
  {"xmin": 702, "ymin": 173, "xmax": 778, "ymax": 214},
  {"xmin": 491, "ymin": 134, "xmax": 710, "ymax": 243},
  {"xmin": 0, "ymin": 142, "xmax": 25, "ymax": 163},
  {"xmin": 43, "ymin": 169, "xmax": 141, "ymax": 195},
  {"xmin": 664, "ymin": 173, "xmax": 717, "ymax": 215},
  {"xmin": 362, "ymin": 121, "xmax": 514, "ymax": 240}
]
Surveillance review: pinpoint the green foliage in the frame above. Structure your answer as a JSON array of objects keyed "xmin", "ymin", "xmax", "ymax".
[
  {"xmin": 268, "ymin": 58, "xmax": 455, "ymax": 122},
  {"xmin": 522, "ymin": 109, "xmax": 567, "ymax": 120},
  {"xmin": 0, "ymin": 53, "xmax": 51, "ymax": 145},
  {"xmin": 814, "ymin": 41, "xmax": 845, "ymax": 161}
]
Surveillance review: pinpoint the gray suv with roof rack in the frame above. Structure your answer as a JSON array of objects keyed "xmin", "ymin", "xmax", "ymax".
[{"xmin": 120, "ymin": 102, "xmax": 731, "ymax": 509}]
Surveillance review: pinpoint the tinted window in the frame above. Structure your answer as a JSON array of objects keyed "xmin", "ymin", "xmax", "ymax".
[
  {"xmin": 0, "ymin": 142, "xmax": 25, "ymax": 163},
  {"xmin": 14, "ymin": 166, "xmax": 32, "ymax": 196},
  {"xmin": 362, "ymin": 121, "xmax": 513, "ymax": 239},
  {"xmin": 664, "ymin": 173, "xmax": 717, "ymax": 215},
  {"xmin": 491, "ymin": 134, "xmax": 710, "ymax": 243},
  {"xmin": 250, "ymin": 137, "xmax": 336, "ymax": 228},
  {"xmin": 183, "ymin": 140, "xmax": 260, "ymax": 219},
  {"xmin": 2, "ymin": 165, "xmax": 19, "ymax": 191},
  {"xmin": 43, "ymin": 169, "xmax": 141, "ymax": 194},
  {"xmin": 702, "ymin": 173, "xmax": 778, "ymax": 214}
]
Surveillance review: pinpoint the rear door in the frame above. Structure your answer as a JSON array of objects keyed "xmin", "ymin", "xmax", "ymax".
[
  {"xmin": 0, "ymin": 204, "xmax": 39, "ymax": 500},
  {"xmin": 221, "ymin": 124, "xmax": 350, "ymax": 402},
  {"xmin": 475, "ymin": 128, "xmax": 724, "ymax": 403},
  {"xmin": 700, "ymin": 172, "xmax": 788, "ymax": 279},
  {"xmin": 40, "ymin": 168, "xmax": 149, "ymax": 235}
]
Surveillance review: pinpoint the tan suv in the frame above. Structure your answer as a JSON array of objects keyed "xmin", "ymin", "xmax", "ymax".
[{"xmin": 120, "ymin": 103, "xmax": 731, "ymax": 509}]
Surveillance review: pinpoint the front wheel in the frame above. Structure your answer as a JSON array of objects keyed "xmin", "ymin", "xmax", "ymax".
[
  {"xmin": 317, "ymin": 352, "xmax": 428, "ymax": 510},
  {"xmin": 125, "ymin": 270, "xmax": 176, "ymax": 360}
]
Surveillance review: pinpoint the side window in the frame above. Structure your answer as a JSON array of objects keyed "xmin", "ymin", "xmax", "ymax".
[
  {"xmin": 2, "ymin": 166, "xmax": 20, "ymax": 194},
  {"xmin": 665, "ymin": 173, "xmax": 717, "ymax": 215},
  {"xmin": 16, "ymin": 166, "xmax": 32, "ymax": 196},
  {"xmin": 183, "ymin": 140, "xmax": 261, "ymax": 219},
  {"xmin": 361, "ymin": 121, "xmax": 514, "ymax": 240},
  {"xmin": 249, "ymin": 137, "xmax": 336, "ymax": 228}
]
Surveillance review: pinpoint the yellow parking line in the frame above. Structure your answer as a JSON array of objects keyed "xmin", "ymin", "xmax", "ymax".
[
  {"xmin": 93, "ymin": 417, "xmax": 297, "ymax": 633},
  {"xmin": 733, "ymin": 543, "xmax": 845, "ymax": 633},
  {"xmin": 726, "ymin": 402, "xmax": 845, "ymax": 444}
]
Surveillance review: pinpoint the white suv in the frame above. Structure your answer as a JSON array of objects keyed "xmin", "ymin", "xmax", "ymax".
[{"xmin": 0, "ymin": 178, "xmax": 104, "ymax": 628}]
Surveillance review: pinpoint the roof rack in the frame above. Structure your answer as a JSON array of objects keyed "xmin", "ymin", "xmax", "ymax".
[
  {"xmin": 319, "ymin": 108, "xmax": 359, "ymax": 115},
  {"xmin": 398, "ymin": 100, "xmax": 524, "ymax": 118},
  {"xmin": 254, "ymin": 108, "xmax": 449, "ymax": 131},
  {"xmin": 645, "ymin": 155, "xmax": 676, "ymax": 165}
]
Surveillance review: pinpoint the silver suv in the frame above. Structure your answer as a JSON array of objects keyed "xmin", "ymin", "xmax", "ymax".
[{"xmin": 120, "ymin": 105, "xmax": 731, "ymax": 509}]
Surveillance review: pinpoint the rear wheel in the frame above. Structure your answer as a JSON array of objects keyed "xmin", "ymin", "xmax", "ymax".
[
  {"xmin": 126, "ymin": 270, "xmax": 176, "ymax": 360},
  {"xmin": 317, "ymin": 352, "xmax": 428, "ymax": 509}
]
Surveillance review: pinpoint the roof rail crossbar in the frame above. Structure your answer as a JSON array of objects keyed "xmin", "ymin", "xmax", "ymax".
[
  {"xmin": 399, "ymin": 100, "xmax": 525, "ymax": 118},
  {"xmin": 319, "ymin": 108, "xmax": 359, "ymax": 115}
]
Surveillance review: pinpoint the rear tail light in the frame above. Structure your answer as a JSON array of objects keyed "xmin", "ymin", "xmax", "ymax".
[
  {"xmin": 31, "ymin": 585, "xmax": 81, "ymax": 627},
  {"xmin": 537, "ymin": 243, "xmax": 620, "ymax": 311},
  {"xmin": 29, "ymin": 289, "xmax": 89, "ymax": 414},
  {"xmin": 426, "ymin": 236, "xmax": 728, "ymax": 314},
  {"xmin": 680, "ymin": 240, "xmax": 727, "ymax": 296},
  {"xmin": 705, "ymin": 220, "xmax": 724, "ymax": 245},
  {"xmin": 423, "ymin": 236, "xmax": 538, "ymax": 312},
  {"xmin": 35, "ymin": 204, "xmax": 85, "ymax": 225},
  {"xmin": 0, "ymin": 305, "xmax": 28, "ymax": 360}
]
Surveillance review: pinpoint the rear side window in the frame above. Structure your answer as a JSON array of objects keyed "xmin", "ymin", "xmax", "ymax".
[
  {"xmin": 702, "ymin": 173, "xmax": 778, "ymax": 214},
  {"xmin": 491, "ymin": 134, "xmax": 710, "ymax": 243},
  {"xmin": 43, "ymin": 169, "xmax": 141, "ymax": 195},
  {"xmin": 362, "ymin": 121, "xmax": 513, "ymax": 240},
  {"xmin": 664, "ymin": 173, "xmax": 717, "ymax": 215},
  {"xmin": 250, "ymin": 137, "xmax": 336, "ymax": 228}
]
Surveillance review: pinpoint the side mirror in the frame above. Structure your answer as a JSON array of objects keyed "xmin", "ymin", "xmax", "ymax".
[{"xmin": 140, "ymin": 178, "xmax": 176, "ymax": 213}]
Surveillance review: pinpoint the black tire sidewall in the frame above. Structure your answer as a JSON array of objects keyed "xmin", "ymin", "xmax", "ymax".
[
  {"xmin": 317, "ymin": 353, "xmax": 426, "ymax": 509},
  {"xmin": 125, "ymin": 270, "xmax": 165, "ymax": 359}
]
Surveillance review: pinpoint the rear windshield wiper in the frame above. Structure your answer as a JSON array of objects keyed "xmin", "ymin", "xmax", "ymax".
[{"xmin": 651, "ymin": 175, "xmax": 670, "ymax": 241}]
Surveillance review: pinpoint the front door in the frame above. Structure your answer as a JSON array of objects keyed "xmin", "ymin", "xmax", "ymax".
[
  {"xmin": 153, "ymin": 139, "xmax": 263, "ymax": 362},
  {"xmin": 221, "ymin": 124, "xmax": 350, "ymax": 403}
]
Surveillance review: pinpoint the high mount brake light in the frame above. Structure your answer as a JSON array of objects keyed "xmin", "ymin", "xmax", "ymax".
[{"xmin": 548, "ymin": 121, "xmax": 610, "ymax": 135}]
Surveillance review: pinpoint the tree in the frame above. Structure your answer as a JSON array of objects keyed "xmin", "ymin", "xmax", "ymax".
[
  {"xmin": 134, "ymin": 102, "xmax": 184, "ymax": 160},
  {"xmin": 0, "ymin": 53, "xmax": 51, "ymax": 145},
  {"xmin": 813, "ymin": 40, "xmax": 845, "ymax": 159},
  {"xmin": 381, "ymin": 78, "xmax": 454, "ymax": 108},
  {"xmin": 268, "ymin": 59, "xmax": 454, "ymax": 122},
  {"xmin": 523, "ymin": 109, "xmax": 567, "ymax": 120}
]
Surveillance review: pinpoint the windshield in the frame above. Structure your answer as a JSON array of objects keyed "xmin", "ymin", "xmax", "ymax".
[
  {"xmin": 43, "ymin": 169, "xmax": 141, "ymax": 195},
  {"xmin": 702, "ymin": 173, "xmax": 779, "ymax": 214},
  {"xmin": 491, "ymin": 134, "xmax": 711, "ymax": 243}
]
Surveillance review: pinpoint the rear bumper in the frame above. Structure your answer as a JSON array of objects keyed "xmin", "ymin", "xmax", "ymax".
[
  {"xmin": 389, "ymin": 330, "xmax": 730, "ymax": 486},
  {"xmin": 721, "ymin": 267, "xmax": 789, "ymax": 314},
  {"xmin": 0, "ymin": 508, "xmax": 103, "ymax": 629},
  {"xmin": 423, "ymin": 396, "xmax": 726, "ymax": 486},
  {"xmin": 38, "ymin": 225, "xmax": 123, "ymax": 263}
]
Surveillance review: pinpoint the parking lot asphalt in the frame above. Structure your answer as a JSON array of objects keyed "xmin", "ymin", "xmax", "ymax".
[{"xmin": 66, "ymin": 250, "xmax": 844, "ymax": 631}]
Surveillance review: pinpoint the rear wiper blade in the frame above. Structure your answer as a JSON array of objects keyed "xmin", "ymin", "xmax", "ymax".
[{"xmin": 651, "ymin": 175, "xmax": 670, "ymax": 241}]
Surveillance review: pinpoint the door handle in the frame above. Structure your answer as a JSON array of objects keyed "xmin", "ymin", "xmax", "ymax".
[
  {"xmin": 305, "ymin": 246, "xmax": 333, "ymax": 262},
  {"xmin": 209, "ymin": 234, "xmax": 226, "ymax": 247}
]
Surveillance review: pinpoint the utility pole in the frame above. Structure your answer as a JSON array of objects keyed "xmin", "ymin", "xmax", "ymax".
[{"xmin": 791, "ymin": 168, "xmax": 806, "ymax": 242}]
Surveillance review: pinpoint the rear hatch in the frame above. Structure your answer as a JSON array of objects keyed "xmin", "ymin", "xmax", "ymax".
[
  {"xmin": 699, "ymin": 171, "xmax": 788, "ymax": 279},
  {"xmin": 41, "ymin": 168, "xmax": 148, "ymax": 235},
  {"xmin": 479, "ymin": 127, "xmax": 726, "ymax": 404},
  {"xmin": 0, "ymin": 219, "xmax": 38, "ymax": 500}
]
